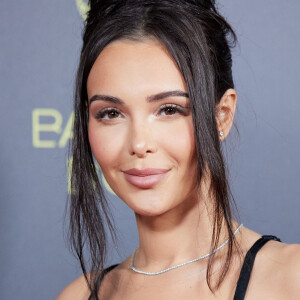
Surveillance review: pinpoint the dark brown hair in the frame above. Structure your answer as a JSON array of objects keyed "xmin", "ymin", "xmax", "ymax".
[{"xmin": 69, "ymin": 1, "xmax": 239, "ymax": 299}]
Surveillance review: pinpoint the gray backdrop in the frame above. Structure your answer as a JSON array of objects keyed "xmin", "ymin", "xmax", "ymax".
[{"xmin": 0, "ymin": 0, "xmax": 299, "ymax": 299}]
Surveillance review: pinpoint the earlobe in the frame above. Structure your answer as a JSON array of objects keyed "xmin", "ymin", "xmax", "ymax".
[{"xmin": 216, "ymin": 89, "xmax": 237, "ymax": 140}]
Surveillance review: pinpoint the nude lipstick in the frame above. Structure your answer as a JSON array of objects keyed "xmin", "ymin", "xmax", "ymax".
[{"xmin": 123, "ymin": 168, "xmax": 169, "ymax": 189}]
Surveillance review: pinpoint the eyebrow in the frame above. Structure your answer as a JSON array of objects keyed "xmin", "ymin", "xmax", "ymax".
[{"xmin": 88, "ymin": 90, "xmax": 189, "ymax": 105}]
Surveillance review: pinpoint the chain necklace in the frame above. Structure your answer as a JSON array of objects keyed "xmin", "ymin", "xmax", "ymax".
[{"xmin": 130, "ymin": 223, "xmax": 243, "ymax": 275}]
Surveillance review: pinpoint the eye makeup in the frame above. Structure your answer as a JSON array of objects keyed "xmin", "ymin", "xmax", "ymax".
[
  {"xmin": 93, "ymin": 102, "xmax": 190, "ymax": 122},
  {"xmin": 157, "ymin": 103, "xmax": 190, "ymax": 117},
  {"xmin": 94, "ymin": 107, "xmax": 122, "ymax": 120}
]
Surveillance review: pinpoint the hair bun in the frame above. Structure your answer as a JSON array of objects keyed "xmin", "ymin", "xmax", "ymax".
[
  {"xmin": 88, "ymin": 0, "xmax": 218, "ymax": 13},
  {"xmin": 88, "ymin": 0, "xmax": 217, "ymax": 9},
  {"xmin": 89, "ymin": 0, "xmax": 115, "ymax": 10},
  {"xmin": 87, "ymin": 0, "xmax": 222, "ymax": 27},
  {"xmin": 197, "ymin": 0, "xmax": 216, "ymax": 7},
  {"xmin": 187, "ymin": 0, "xmax": 217, "ymax": 11},
  {"xmin": 87, "ymin": 0, "xmax": 120, "ymax": 24}
]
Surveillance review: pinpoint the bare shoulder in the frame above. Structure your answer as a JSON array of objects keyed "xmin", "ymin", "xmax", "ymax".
[
  {"xmin": 238, "ymin": 227, "xmax": 300, "ymax": 298},
  {"xmin": 258, "ymin": 240, "xmax": 300, "ymax": 297},
  {"xmin": 56, "ymin": 261, "xmax": 127, "ymax": 300},
  {"xmin": 56, "ymin": 273, "xmax": 91, "ymax": 300},
  {"xmin": 262, "ymin": 240, "xmax": 300, "ymax": 269},
  {"xmin": 275, "ymin": 242, "xmax": 300, "ymax": 291}
]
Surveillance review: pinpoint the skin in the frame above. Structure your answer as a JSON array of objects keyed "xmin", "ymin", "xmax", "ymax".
[{"xmin": 57, "ymin": 39, "xmax": 300, "ymax": 300}]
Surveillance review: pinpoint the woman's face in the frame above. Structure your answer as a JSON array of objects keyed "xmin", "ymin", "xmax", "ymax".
[{"xmin": 87, "ymin": 39, "xmax": 199, "ymax": 216}]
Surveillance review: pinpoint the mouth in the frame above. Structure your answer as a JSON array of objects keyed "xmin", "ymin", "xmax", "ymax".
[{"xmin": 122, "ymin": 168, "xmax": 170, "ymax": 189}]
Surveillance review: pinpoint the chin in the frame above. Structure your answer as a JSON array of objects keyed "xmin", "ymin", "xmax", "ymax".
[
  {"xmin": 117, "ymin": 195, "xmax": 166, "ymax": 216},
  {"xmin": 134, "ymin": 207, "xmax": 168, "ymax": 217},
  {"xmin": 130, "ymin": 198, "xmax": 180, "ymax": 218}
]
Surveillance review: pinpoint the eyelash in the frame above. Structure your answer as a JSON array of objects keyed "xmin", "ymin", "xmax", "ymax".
[
  {"xmin": 95, "ymin": 108, "xmax": 121, "ymax": 120},
  {"xmin": 158, "ymin": 104, "xmax": 188, "ymax": 116},
  {"xmin": 94, "ymin": 104, "xmax": 189, "ymax": 120}
]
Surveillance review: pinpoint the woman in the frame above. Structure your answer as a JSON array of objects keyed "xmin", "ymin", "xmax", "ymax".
[{"xmin": 57, "ymin": 0, "xmax": 300, "ymax": 299}]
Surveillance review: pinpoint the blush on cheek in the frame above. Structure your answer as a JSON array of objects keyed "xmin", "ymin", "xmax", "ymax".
[
  {"xmin": 89, "ymin": 139, "xmax": 108, "ymax": 165},
  {"xmin": 88, "ymin": 124, "xmax": 123, "ymax": 170},
  {"xmin": 161, "ymin": 120, "xmax": 195, "ymax": 160},
  {"xmin": 88, "ymin": 127, "xmax": 105, "ymax": 162}
]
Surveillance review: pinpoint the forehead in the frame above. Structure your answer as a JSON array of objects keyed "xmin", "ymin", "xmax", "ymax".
[{"xmin": 87, "ymin": 39, "xmax": 187, "ymax": 97}]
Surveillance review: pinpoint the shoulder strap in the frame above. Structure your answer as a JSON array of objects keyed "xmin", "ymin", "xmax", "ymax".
[
  {"xmin": 88, "ymin": 264, "xmax": 120, "ymax": 300},
  {"xmin": 233, "ymin": 235, "xmax": 281, "ymax": 300},
  {"xmin": 104, "ymin": 263, "xmax": 119, "ymax": 274}
]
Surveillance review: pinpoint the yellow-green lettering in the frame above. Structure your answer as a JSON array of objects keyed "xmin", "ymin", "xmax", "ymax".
[
  {"xmin": 75, "ymin": 0, "xmax": 90, "ymax": 21},
  {"xmin": 32, "ymin": 109, "xmax": 62, "ymax": 148},
  {"xmin": 59, "ymin": 112, "xmax": 74, "ymax": 148}
]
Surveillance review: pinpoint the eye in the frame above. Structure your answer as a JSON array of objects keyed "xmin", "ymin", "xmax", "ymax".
[
  {"xmin": 158, "ymin": 104, "xmax": 189, "ymax": 116},
  {"xmin": 95, "ymin": 108, "xmax": 122, "ymax": 120}
]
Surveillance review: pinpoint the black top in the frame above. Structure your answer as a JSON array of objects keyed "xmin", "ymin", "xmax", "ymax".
[{"xmin": 88, "ymin": 235, "xmax": 281, "ymax": 300}]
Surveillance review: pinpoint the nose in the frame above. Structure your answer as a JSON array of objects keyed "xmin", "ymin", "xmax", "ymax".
[{"xmin": 128, "ymin": 119, "xmax": 156, "ymax": 158}]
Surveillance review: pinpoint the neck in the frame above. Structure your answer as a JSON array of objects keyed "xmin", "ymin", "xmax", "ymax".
[{"xmin": 133, "ymin": 189, "xmax": 231, "ymax": 272}]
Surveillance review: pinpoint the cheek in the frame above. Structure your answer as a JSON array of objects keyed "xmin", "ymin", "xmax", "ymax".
[
  {"xmin": 88, "ymin": 122, "xmax": 124, "ymax": 170},
  {"xmin": 160, "ymin": 118, "xmax": 196, "ymax": 164}
]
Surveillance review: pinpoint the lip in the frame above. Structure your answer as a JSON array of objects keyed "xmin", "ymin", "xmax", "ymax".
[{"xmin": 123, "ymin": 168, "xmax": 170, "ymax": 189}]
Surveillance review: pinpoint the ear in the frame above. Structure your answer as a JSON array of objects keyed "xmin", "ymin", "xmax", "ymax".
[{"xmin": 216, "ymin": 89, "xmax": 237, "ymax": 141}]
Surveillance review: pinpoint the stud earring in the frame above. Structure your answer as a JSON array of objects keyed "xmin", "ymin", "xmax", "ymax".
[{"xmin": 219, "ymin": 131, "xmax": 224, "ymax": 137}]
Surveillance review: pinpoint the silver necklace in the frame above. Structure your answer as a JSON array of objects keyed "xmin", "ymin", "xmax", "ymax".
[{"xmin": 130, "ymin": 223, "xmax": 243, "ymax": 275}]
